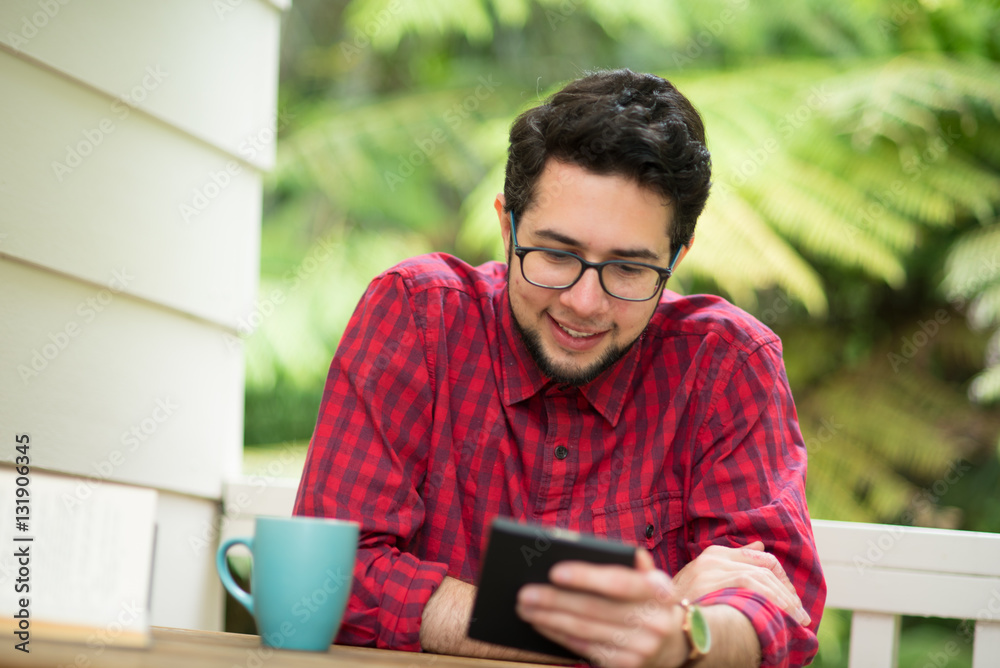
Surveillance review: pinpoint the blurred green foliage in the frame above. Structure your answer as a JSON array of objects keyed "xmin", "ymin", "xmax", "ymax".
[{"xmin": 243, "ymin": 1, "xmax": 1000, "ymax": 663}]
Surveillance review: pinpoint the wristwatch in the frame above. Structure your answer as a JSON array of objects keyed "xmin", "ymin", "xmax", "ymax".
[{"xmin": 679, "ymin": 598, "xmax": 711, "ymax": 663}]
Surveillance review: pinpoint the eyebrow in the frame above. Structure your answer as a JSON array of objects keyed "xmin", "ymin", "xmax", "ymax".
[{"xmin": 532, "ymin": 228, "xmax": 663, "ymax": 262}]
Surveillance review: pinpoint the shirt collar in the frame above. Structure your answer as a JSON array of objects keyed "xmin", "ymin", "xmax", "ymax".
[
  {"xmin": 496, "ymin": 287, "xmax": 641, "ymax": 427},
  {"xmin": 497, "ymin": 287, "xmax": 549, "ymax": 405}
]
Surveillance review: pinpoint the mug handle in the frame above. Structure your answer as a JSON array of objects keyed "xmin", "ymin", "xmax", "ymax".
[{"xmin": 217, "ymin": 537, "xmax": 254, "ymax": 616}]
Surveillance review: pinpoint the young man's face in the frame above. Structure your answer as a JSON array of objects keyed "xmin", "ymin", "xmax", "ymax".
[{"xmin": 496, "ymin": 160, "xmax": 679, "ymax": 386}]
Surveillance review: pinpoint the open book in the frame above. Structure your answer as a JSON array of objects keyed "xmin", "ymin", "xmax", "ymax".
[{"xmin": 0, "ymin": 464, "xmax": 157, "ymax": 651}]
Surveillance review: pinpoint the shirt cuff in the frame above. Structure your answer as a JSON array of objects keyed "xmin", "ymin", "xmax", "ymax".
[
  {"xmin": 697, "ymin": 588, "xmax": 818, "ymax": 668},
  {"xmin": 375, "ymin": 551, "xmax": 450, "ymax": 651}
]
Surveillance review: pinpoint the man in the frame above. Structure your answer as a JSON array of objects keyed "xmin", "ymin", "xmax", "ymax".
[{"xmin": 295, "ymin": 68, "xmax": 826, "ymax": 667}]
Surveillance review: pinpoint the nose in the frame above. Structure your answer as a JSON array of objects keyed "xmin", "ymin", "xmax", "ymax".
[{"xmin": 559, "ymin": 266, "xmax": 610, "ymax": 317}]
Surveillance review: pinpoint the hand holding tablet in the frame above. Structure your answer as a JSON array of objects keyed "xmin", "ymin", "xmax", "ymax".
[{"xmin": 466, "ymin": 517, "xmax": 637, "ymax": 658}]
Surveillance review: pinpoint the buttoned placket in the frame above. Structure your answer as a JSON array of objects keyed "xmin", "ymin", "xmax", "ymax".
[{"xmin": 534, "ymin": 384, "xmax": 586, "ymax": 526}]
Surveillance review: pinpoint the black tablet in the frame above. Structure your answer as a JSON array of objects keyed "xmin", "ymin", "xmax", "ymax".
[{"xmin": 466, "ymin": 517, "xmax": 637, "ymax": 658}]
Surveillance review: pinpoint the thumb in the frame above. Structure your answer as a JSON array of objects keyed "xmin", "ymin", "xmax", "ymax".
[
  {"xmin": 635, "ymin": 550, "xmax": 675, "ymax": 602},
  {"xmin": 635, "ymin": 547, "xmax": 656, "ymax": 572},
  {"xmin": 744, "ymin": 540, "xmax": 765, "ymax": 552}
]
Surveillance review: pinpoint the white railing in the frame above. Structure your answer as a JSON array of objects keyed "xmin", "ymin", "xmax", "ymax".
[{"xmin": 814, "ymin": 519, "xmax": 1000, "ymax": 668}]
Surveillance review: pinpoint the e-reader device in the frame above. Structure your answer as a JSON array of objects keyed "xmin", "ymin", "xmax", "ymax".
[{"xmin": 467, "ymin": 517, "xmax": 637, "ymax": 658}]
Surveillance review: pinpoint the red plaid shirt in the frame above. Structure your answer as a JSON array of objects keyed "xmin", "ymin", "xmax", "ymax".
[{"xmin": 295, "ymin": 253, "xmax": 825, "ymax": 667}]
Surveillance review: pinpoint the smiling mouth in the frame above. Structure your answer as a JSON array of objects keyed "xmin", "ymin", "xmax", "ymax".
[{"xmin": 556, "ymin": 321, "xmax": 603, "ymax": 339}]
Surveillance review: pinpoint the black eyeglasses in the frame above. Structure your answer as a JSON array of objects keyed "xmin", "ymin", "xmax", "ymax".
[{"xmin": 509, "ymin": 212, "xmax": 683, "ymax": 302}]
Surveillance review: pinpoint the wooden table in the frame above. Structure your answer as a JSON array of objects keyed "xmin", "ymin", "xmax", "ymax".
[{"xmin": 0, "ymin": 627, "xmax": 557, "ymax": 668}]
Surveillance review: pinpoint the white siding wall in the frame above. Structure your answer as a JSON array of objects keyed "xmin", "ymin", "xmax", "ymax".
[{"xmin": 0, "ymin": 0, "xmax": 287, "ymax": 630}]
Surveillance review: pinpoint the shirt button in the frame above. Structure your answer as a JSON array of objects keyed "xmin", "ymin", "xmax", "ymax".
[
  {"xmin": 645, "ymin": 523, "xmax": 655, "ymax": 539},
  {"xmin": 554, "ymin": 445, "xmax": 569, "ymax": 460}
]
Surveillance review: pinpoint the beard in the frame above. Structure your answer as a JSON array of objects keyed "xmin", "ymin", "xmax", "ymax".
[{"xmin": 508, "ymin": 299, "xmax": 638, "ymax": 387}]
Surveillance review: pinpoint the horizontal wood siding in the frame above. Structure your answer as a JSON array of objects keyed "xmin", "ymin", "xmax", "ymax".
[
  {"xmin": 0, "ymin": 0, "xmax": 282, "ymax": 170},
  {"xmin": 0, "ymin": 0, "xmax": 285, "ymax": 630},
  {"xmin": 0, "ymin": 49, "xmax": 262, "ymax": 329},
  {"xmin": 0, "ymin": 258, "xmax": 245, "ymax": 499}
]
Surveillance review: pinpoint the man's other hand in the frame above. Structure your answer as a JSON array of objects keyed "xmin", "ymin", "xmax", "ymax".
[
  {"xmin": 516, "ymin": 542, "xmax": 808, "ymax": 667},
  {"xmin": 673, "ymin": 541, "xmax": 811, "ymax": 626}
]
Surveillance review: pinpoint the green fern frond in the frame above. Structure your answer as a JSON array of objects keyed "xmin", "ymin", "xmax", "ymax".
[
  {"xmin": 742, "ymin": 173, "xmax": 908, "ymax": 286},
  {"xmin": 278, "ymin": 84, "xmax": 510, "ymax": 237},
  {"xmin": 911, "ymin": 152, "xmax": 1000, "ymax": 224},
  {"xmin": 567, "ymin": 0, "xmax": 688, "ymax": 43},
  {"xmin": 822, "ymin": 382, "xmax": 957, "ymax": 478},
  {"xmin": 970, "ymin": 364, "xmax": 1000, "ymax": 404},
  {"xmin": 785, "ymin": 156, "xmax": 921, "ymax": 253},
  {"xmin": 942, "ymin": 225, "xmax": 1000, "ymax": 299},
  {"xmin": 344, "ymin": 0, "xmax": 497, "ymax": 47},
  {"xmin": 684, "ymin": 189, "xmax": 828, "ymax": 315},
  {"xmin": 969, "ymin": 284, "xmax": 1000, "ymax": 330},
  {"xmin": 806, "ymin": 455, "xmax": 875, "ymax": 522},
  {"xmin": 248, "ymin": 227, "xmax": 433, "ymax": 389},
  {"xmin": 823, "ymin": 53, "xmax": 1000, "ymax": 126}
]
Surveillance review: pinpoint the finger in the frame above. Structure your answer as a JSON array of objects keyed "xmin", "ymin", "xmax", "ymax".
[
  {"xmin": 549, "ymin": 562, "xmax": 660, "ymax": 601},
  {"xmin": 519, "ymin": 605, "xmax": 606, "ymax": 641},
  {"xmin": 530, "ymin": 626, "xmax": 624, "ymax": 668},
  {"xmin": 524, "ymin": 606, "xmax": 665, "ymax": 668},
  {"xmin": 702, "ymin": 557, "xmax": 801, "ymax": 613},
  {"xmin": 675, "ymin": 554, "xmax": 809, "ymax": 624},
  {"xmin": 519, "ymin": 583, "xmax": 664, "ymax": 625},
  {"xmin": 715, "ymin": 543, "xmax": 800, "ymax": 604},
  {"xmin": 739, "ymin": 547, "xmax": 801, "ymax": 600},
  {"xmin": 726, "ymin": 567, "xmax": 811, "ymax": 626}
]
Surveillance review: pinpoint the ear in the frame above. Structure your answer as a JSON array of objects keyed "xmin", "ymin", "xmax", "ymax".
[{"xmin": 495, "ymin": 194, "xmax": 511, "ymax": 258}]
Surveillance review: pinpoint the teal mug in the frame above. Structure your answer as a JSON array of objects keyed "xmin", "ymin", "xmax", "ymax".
[{"xmin": 216, "ymin": 516, "xmax": 359, "ymax": 651}]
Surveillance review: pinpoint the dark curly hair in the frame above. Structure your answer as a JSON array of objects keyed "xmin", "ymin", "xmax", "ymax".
[{"xmin": 503, "ymin": 69, "xmax": 712, "ymax": 256}]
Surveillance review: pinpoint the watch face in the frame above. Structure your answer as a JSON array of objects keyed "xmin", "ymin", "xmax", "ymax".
[{"xmin": 690, "ymin": 606, "xmax": 711, "ymax": 652}]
